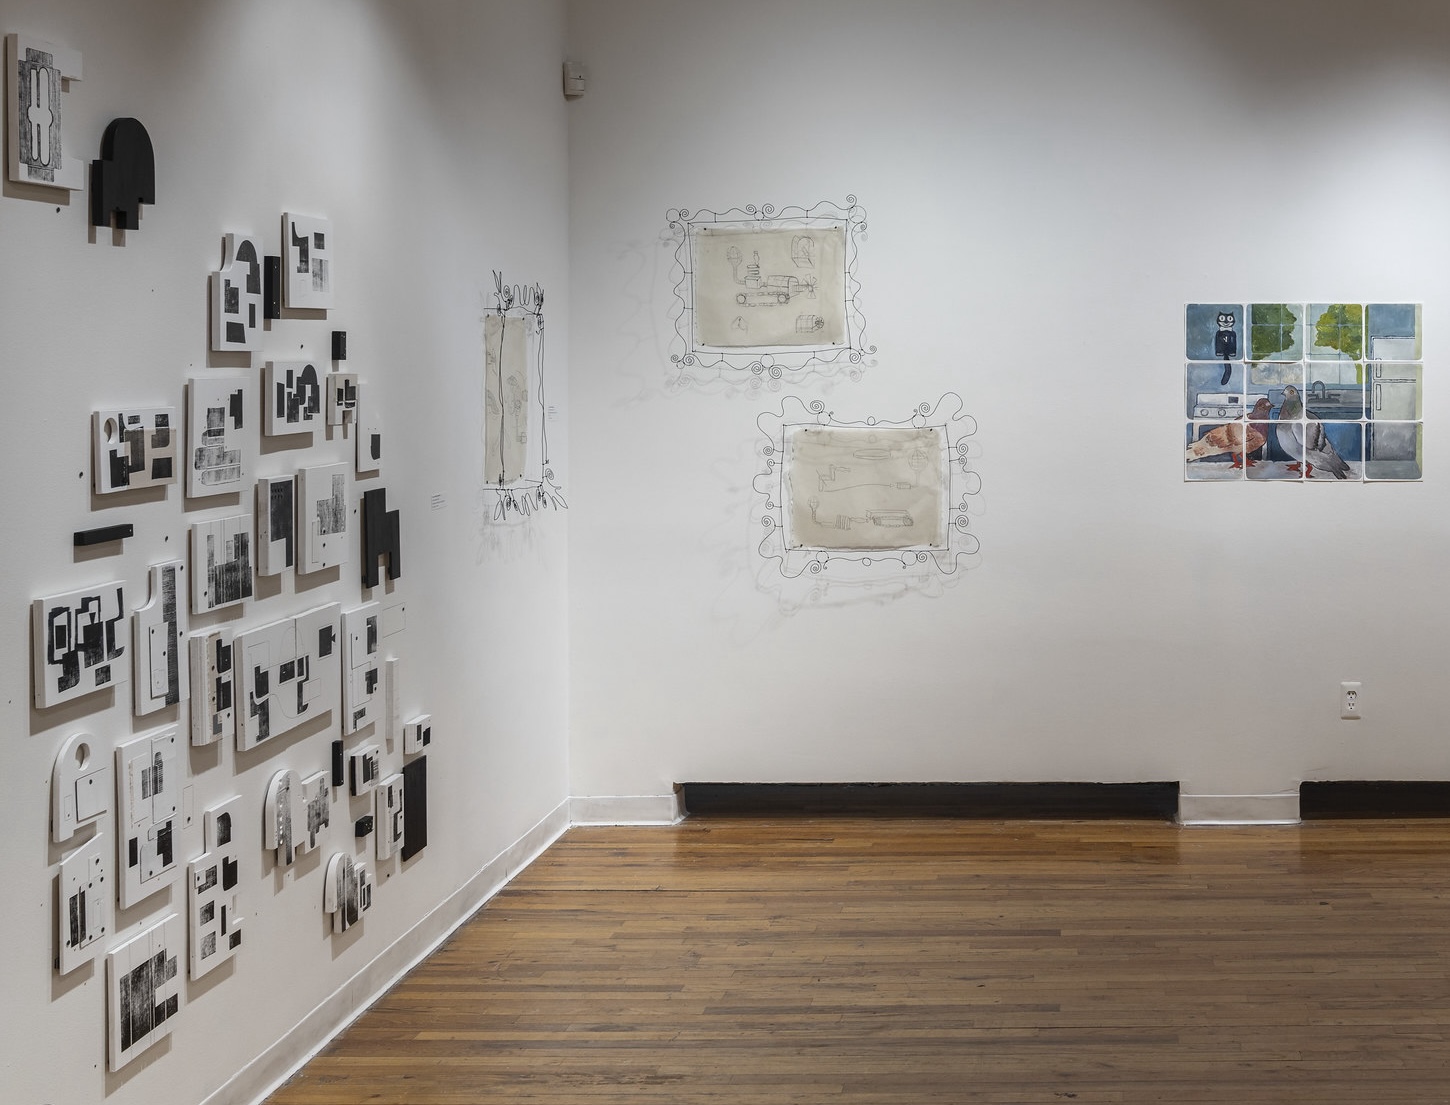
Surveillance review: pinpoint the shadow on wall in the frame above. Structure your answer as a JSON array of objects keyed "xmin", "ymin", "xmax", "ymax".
[{"xmin": 1149, "ymin": 0, "xmax": 1450, "ymax": 79}]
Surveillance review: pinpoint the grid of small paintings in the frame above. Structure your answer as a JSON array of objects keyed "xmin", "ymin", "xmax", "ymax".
[{"xmin": 1185, "ymin": 303, "xmax": 1423, "ymax": 482}]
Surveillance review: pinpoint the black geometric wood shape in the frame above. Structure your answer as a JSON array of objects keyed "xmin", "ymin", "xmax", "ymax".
[
  {"xmin": 331, "ymin": 739, "xmax": 345, "ymax": 788},
  {"xmin": 74, "ymin": 523, "xmax": 135, "ymax": 546},
  {"xmin": 263, "ymin": 256, "xmax": 282, "ymax": 319},
  {"xmin": 331, "ymin": 331, "xmax": 347, "ymax": 361},
  {"xmin": 401, "ymin": 756, "xmax": 427, "ymax": 861},
  {"xmin": 90, "ymin": 118, "xmax": 155, "ymax": 230},
  {"xmin": 361, "ymin": 487, "xmax": 401, "ymax": 589}
]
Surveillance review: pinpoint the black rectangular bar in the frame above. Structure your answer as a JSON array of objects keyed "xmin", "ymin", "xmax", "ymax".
[
  {"xmin": 74, "ymin": 523, "xmax": 135, "ymax": 546},
  {"xmin": 1300, "ymin": 781, "xmax": 1450, "ymax": 819},
  {"xmin": 401, "ymin": 756, "xmax": 428, "ymax": 861},
  {"xmin": 264, "ymin": 256, "xmax": 281, "ymax": 319},
  {"xmin": 680, "ymin": 782, "xmax": 1181, "ymax": 821},
  {"xmin": 331, "ymin": 330, "xmax": 347, "ymax": 360}
]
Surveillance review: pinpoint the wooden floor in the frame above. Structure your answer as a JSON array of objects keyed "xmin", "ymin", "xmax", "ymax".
[{"xmin": 265, "ymin": 818, "xmax": 1450, "ymax": 1104}]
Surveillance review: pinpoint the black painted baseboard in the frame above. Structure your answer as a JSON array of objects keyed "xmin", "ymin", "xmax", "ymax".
[
  {"xmin": 679, "ymin": 782, "xmax": 1180, "ymax": 821},
  {"xmin": 1300, "ymin": 781, "xmax": 1450, "ymax": 819}
]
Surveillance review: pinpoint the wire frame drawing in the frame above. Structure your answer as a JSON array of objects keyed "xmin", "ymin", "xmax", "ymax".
[
  {"xmin": 753, "ymin": 394, "xmax": 981, "ymax": 581},
  {"xmin": 668, "ymin": 196, "xmax": 874, "ymax": 391},
  {"xmin": 481, "ymin": 270, "xmax": 566, "ymax": 521}
]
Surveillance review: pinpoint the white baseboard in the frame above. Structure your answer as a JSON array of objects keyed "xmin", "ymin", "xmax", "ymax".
[
  {"xmin": 1178, "ymin": 791, "xmax": 1301, "ymax": 825},
  {"xmin": 569, "ymin": 792, "xmax": 684, "ymax": 825},
  {"xmin": 225, "ymin": 797, "xmax": 571, "ymax": 1105}
]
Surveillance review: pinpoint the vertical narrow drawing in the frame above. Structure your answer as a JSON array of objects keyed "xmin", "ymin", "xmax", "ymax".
[
  {"xmin": 482, "ymin": 271, "xmax": 566, "ymax": 520},
  {"xmin": 484, "ymin": 313, "xmax": 530, "ymax": 485}
]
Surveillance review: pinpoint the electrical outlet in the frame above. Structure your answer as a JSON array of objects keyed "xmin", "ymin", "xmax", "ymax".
[{"xmin": 1341, "ymin": 681, "xmax": 1362, "ymax": 720}]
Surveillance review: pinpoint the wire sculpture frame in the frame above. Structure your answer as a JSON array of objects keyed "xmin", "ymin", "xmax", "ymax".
[
  {"xmin": 481, "ymin": 271, "xmax": 566, "ymax": 521},
  {"xmin": 753, "ymin": 393, "xmax": 982, "ymax": 581},
  {"xmin": 668, "ymin": 197, "xmax": 875, "ymax": 391}
]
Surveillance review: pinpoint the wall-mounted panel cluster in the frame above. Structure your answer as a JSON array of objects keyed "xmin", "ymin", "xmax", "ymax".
[{"xmin": 31, "ymin": 174, "xmax": 428, "ymax": 1086}]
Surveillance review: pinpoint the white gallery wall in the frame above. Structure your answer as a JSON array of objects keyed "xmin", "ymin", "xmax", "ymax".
[
  {"xmin": 565, "ymin": 0, "xmax": 1450, "ymax": 816},
  {"xmin": 0, "ymin": 3, "xmax": 570, "ymax": 1105}
]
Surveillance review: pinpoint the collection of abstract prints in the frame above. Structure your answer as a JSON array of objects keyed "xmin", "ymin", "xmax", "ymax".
[{"xmin": 16, "ymin": 33, "xmax": 431, "ymax": 1071}]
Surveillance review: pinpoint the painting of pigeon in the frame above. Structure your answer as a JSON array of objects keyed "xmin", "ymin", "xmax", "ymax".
[
  {"xmin": 1276, "ymin": 384, "xmax": 1351, "ymax": 479},
  {"xmin": 1186, "ymin": 421, "xmax": 1266, "ymax": 469}
]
